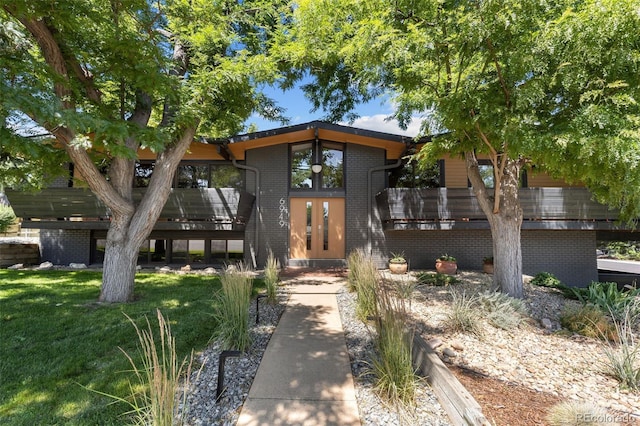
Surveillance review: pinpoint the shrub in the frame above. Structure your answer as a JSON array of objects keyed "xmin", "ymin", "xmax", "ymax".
[
  {"xmin": 263, "ymin": 250, "xmax": 279, "ymax": 304},
  {"xmin": 115, "ymin": 309, "xmax": 195, "ymax": 426},
  {"xmin": 560, "ymin": 305, "xmax": 618, "ymax": 342},
  {"xmin": 212, "ymin": 264, "xmax": 253, "ymax": 351},
  {"xmin": 575, "ymin": 281, "xmax": 640, "ymax": 322},
  {"xmin": 546, "ymin": 400, "xmax": 610, "ymax": 426},
  {"xmin": 416, "ymin": 272, "xmax": 460, "ymax": 286},
  {"xmin": 445, "ymin": 291, "xmax": 483, "ymax": 336},
  {"xmin": 530, "ymin": 272, "xmax": 588, "ymax": 300},
  {"xmin": 348, "ymin": 250, "xmax": 379, "ymax": 321},
  {"xmin": 477, "ymin": 290, "xmax": 527, "ymax": 330},
  {"xmin": 530, "ymin": 272, "xmax": 563, "ymax": 288},
  {"xmin": 347, "ymin": 249, "xmax": 366, "ymax": 292},
  {"xmin": 602, "ymin": 307, "xmax": 640, "ymax": 390},
  {"xmin": 0, "ymin": 205, "xmax": 16, "ymax": 233},
  {"xmin": 371, "ymin": 282, "xmax": 417, "ymax": 405}
]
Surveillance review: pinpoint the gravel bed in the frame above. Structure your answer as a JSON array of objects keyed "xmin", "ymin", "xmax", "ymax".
[{"xmin": 180, "ymin": 281, "xmax": 452, "ymax": 425}]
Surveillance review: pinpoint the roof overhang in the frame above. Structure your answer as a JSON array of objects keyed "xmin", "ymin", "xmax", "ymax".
[{"xmin": 220, "ymin": 121, "xmax": 421, "ymax": 160}]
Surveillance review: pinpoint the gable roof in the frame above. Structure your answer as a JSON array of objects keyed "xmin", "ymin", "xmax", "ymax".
[{"xmin": 217, "ymin": 121, "xmax": 427, "ymax": 160}]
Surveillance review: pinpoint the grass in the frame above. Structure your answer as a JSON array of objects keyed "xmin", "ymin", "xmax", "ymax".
[
  {"xmin": 349, "ymin": 250, "xmax": 379, "ymax": 321},
  {"xmin": 263, "ymin": 250, "xmax": 280, "ymax": 303},
  {"xmin": 0, "ymin": 269, "xmax": 262, "ymax": 425},
  {"xmin": 445, "ymin": 291, "xmax": 483, "ymax": 336},
  {"xmin": 602, "ymin": 307, "xmax": 640, "ymax": 390},
  {"xmin": 212, "ymin": 264, "xmax": 254, "ymax": 351},
  {"xmin": 371, "ymin": 282, "xmax": 418, "ymax": 405}
]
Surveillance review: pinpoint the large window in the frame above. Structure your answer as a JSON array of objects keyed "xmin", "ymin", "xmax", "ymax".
[
  {"xmin": 134, "ymin": 162, "xmax": 243, "ymax": 189},
  {"xmin": 291, "ymin": 141, "xmax": 344, "ymax": 190}
]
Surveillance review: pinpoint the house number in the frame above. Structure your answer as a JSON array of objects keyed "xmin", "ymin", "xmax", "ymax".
[{"xmin": 278, "ymin": 198, "xmax": 289, "ymax": 228}]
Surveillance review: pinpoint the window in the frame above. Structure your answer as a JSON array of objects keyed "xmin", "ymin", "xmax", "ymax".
[
  {"xmin": 389, "ymin": 158, "xmax": 442, "ymax": 188},
  {"xmin": 469, "ymin": 160, "xmax": 528, "ymax": 188},
  {"xmin": 290, "ymin": 141, "xmax": 344, "ymax": 190},
  {"xmin": 134, "ymin": 162, "xmax": 244, "ymax": 188},
  {"xmin": 291, "ymin": 143, "xmax": 313, "ymax": 189}
]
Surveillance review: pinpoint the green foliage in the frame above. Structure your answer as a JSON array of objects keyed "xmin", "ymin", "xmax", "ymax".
[
  {"xmin": 446, "ymin": 291, "xmax": 483, "ymax": 337},
  {"xmin": 601, "ymin": 241, "xmax": 640, "ymax": 261},
  {"xmin": 436, "ymin": 254, "xmax": 456, "ymax": 262},
  {"xmin": 530, "ymin": 272, "xmax": 587, "ymax": 300},
  {"xmin": 212, "ymin": 264, "xmax": 254, "ymax": 351},
  {"xmin": 110, "ymin": 309, "xmax": 195, "ymax": 426},
  {"xmin": 347, "ymin": 249, "xmax": 379, "ymax": 320},
  {"xmin": 574, "ymin": 282, "xmax": 640, "ymax": 321},
  {"xmin": 602, "ymin": 308, "xmax": 640, "ymax": 390},
  {"xmin": 530, "ymin": 272, "xmax": 564, "ymax": 288},
  {"xmin": 560, "ymin": 305, "xmax": 618, "ymax": 342},
  {"xmin": 0, "ymin": 205, "xmax": 16, "ymax": 233},
  {"xmin": 477, "ymin": 291, "xmax": 527, "ymax": 330},
  {"xmin": 263, "ymin": 250, "xmax": 280, "ymax": 304},
  {"xmin": 371, "ymin": 283, "xmax": 417, "ymax": 405},
  {"xmin": 389, "ymin": 251, "xmax": 406, "ymax": 263},
  {"xmin": 416, "ymin": 272, "xmax": 460, "ymax": 287},
  {"xmin": 0, "ymin": 270, "xmax": 218, "ymax": 425}
]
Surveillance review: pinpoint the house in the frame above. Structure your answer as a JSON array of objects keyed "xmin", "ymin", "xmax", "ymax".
[{"xmin": 5, "ymin": 121, "xmax": 636, "ymax": 286}]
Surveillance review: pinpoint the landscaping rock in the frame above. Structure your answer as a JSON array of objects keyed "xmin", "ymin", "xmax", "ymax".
[
  {"xmin": 38, "ymin": 261, "xmax": 53, "ymax": 270},
  {"xmin": 69, "ymin": 263, "xmax": 87, "ymax": 269},
  {"xmin": 8, "ymin": 263, "xmax": 23, "ymax": 270}
]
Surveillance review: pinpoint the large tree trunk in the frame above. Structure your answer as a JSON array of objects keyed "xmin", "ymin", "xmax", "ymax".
[
  {"xmin": 100, "ymin": 216, "xmax": 139, "ymax": 302},
  {"xmin": 97, "ymin": 127, "xmax": 198, "ymax": 303},
  {"xmin": 466, "ymin": 151, "xmax": 524, "ymax": 298}
]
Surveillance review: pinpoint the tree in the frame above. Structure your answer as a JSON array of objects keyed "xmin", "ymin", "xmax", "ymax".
[
  {"xmin": 283, "ymin": 0, "xmax": 640, "ymax": 297},
  {"xmin": 1, "ymin": 0, "xmax": 289, "ymax": 302}
]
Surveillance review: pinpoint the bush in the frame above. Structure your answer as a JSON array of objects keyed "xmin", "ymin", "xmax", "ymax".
[
  {"xmin": 603, "ymin": 307, "xmax": 640, "ymax": 390},
  {"xmin": 263, "ymin": 250, "xmax": 279, "ymax": 303},
  {"xmin": 445, "ymin": 291, "xmax": 483, "ymax": 336},
  {"xmin": 212, "ymin": 264, "xmax": 253, "ymax": 351},
  {"xmin": 0, "ymin": 205, "xmax": 16, "ymax": 233},
  {"xmin": 347, "ymin": 249, "xmax": 379, "ymax": 321},
  {"xmin": 477, "ymin": 290, "xmax": 527, "ymax": 330},
  {"xmin": 546, "ymin": 400, "xmax": 610, "ymax": 426},
  {"xmin": 530, "ymin": 272, "xmax": 588, "ymax": 300},
  {"xmin": 371, "ymin": 283, "xmax": 417, "ymax": 405},
  {"xmin": 416, "ymin": 272, "xmax": 460, "ymax": 286},
  {"xmin": 575, "ymin": 281, "xmax": 640, "ymax": 322},
  {"xmin": 560, "ymin": 305, "xmax": 618, "ymax": 342},
  {"xmin": 114, "ymin": 309, "xmax": 195, "ymax": 426},
  {"xmin": 530, "ymin": 272, "xmax": 563, "ymax": 288}
]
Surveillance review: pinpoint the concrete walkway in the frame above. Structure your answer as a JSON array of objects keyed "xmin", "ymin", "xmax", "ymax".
[{"xmin": 237, "ymin": 277, "xmax": 361, "ymax": 426}]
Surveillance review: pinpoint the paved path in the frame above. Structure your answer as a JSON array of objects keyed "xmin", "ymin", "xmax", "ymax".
[{"xmin": 237, "ymin": 278, "xmax": 361, "ymax": 426}]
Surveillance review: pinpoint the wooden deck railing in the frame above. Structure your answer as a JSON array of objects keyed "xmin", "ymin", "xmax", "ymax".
[
  {"xmin": 5, "ymin": 188, "xmax": 255, "ymax": 230},
  {"xmin": 376, "ymin": 188, "xmax": 619, "ymax": 230}
]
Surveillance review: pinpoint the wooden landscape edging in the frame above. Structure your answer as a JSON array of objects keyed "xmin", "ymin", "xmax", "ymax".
[{"xmin": 412, "ymin": 334, "xmax": 491, "ymax": 426}]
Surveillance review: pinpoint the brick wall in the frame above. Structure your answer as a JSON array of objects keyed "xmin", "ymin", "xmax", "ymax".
[
  {"xmin": 40, "ymin": 229, "xmax": 91, "ymax": 265},
  {"xmin": 345, "ymin": 144, "xmax": 388, "ymax": 260},
  {"xmin": 246, "ymin": 144, "xmax": 290, "ymax": 268},
  {"xmin": 381, "ymin": 229, "xmax": 597, "ymax": 287}
]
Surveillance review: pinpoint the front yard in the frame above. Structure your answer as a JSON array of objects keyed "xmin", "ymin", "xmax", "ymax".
[{"xmin": 0, "ymin": 270, "xmax": 226, "ymax": 425}]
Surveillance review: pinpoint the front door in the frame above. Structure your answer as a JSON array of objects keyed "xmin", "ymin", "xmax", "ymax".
[{"xmin": 290, "ymin": 198, "xmax": 345, "ymax": 259}]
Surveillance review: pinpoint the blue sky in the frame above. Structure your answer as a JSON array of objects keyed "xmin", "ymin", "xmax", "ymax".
[{"xmin": 245, "ymin": 83, "xmax": 423, "ymax": 137}]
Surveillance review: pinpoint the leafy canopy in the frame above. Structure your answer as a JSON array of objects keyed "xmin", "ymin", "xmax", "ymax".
[{"xmin": 285, "ymin": 0, "xmax": 640, "ymax": 221}]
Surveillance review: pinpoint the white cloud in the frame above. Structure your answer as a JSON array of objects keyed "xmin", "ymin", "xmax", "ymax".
[{"xmin": 343, "ymin": 114, "xmax": 423, "ymax": 137}]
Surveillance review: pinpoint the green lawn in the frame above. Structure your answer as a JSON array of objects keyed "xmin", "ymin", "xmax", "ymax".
[{"xmin": 0, "ymin": 270, "xmax": 249, "ymax": 425}]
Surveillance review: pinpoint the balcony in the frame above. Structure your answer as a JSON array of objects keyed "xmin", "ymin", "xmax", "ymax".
[
  {"xmin": 376, "ymin": 188, "xmax": 621, "ymax": 230},
  {"xmin": 5, "ymin": 188, "xmax": 255, "ymax": 232}
]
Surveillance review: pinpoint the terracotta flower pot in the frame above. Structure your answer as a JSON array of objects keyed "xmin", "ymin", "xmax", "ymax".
[
  {"xmin": 389, "ymin": 261, "xmax": 408, "ymax": 274},
  {"xmin": 435, "ymin": 260, "xmax": 457, "ymax": 275}
]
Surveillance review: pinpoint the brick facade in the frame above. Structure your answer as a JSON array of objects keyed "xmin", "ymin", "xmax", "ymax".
[{"xmin": 40, "ymin": 229, "xmax": 91, "ymax": 265}]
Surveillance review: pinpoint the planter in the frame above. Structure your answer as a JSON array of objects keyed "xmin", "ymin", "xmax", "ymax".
[
  {"xmin": 435, "ymin": 260, "xmax": 457, "ymax": 275},
  {"xmin": 389, "ymin": 261, "xmax": 408, "ymax": 274},
  {"xmin": 483, "ymin": 262, "xmax": 494, "ymax": 274}
]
